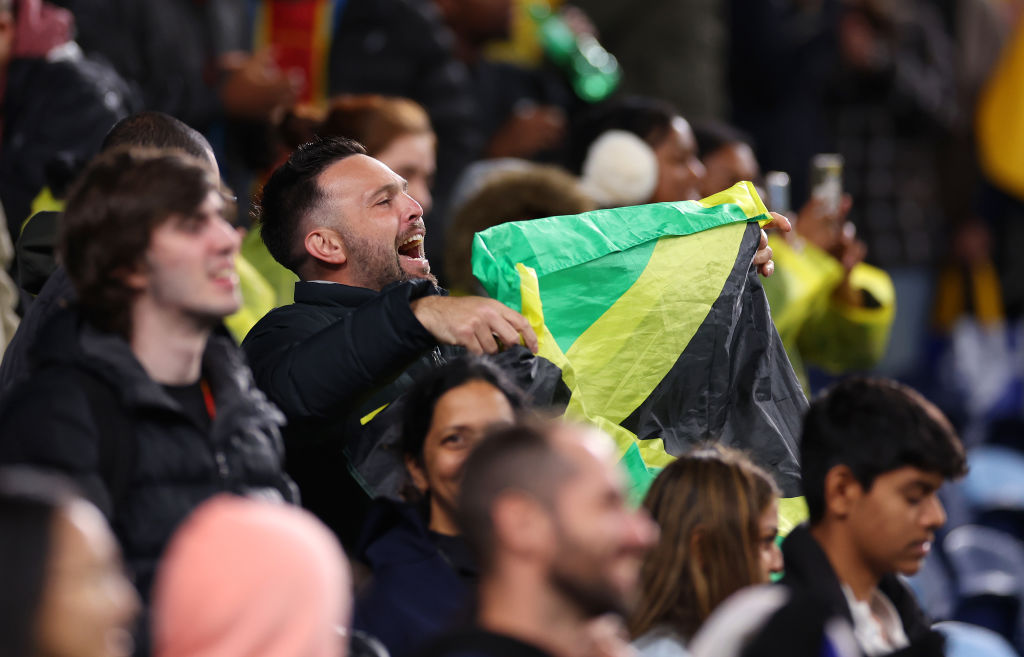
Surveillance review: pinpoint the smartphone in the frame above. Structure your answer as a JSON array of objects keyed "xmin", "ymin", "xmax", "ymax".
[
  {"xmin": 764, "ymin": 171, "xmax": 791, "ymax": 216},
  {"xmin": 810, "ymin": 154, "xmax": 843, "ymax": 216}
]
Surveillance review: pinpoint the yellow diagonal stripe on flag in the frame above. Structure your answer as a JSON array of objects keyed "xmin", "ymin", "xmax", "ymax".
[
  {"xmin": 695, "ymin": 181, "xmax": 771, "ymax": 219},
  {"xmin": 563, "ymin": 222, "xmax": 747, "ymax": 427},
  {"xmin": 517, "ymin": 264, "xmax": 667, "ymax": 467}
]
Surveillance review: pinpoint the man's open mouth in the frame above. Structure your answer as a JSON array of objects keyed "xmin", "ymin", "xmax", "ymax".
[{"xmin": 398, "ymin": 234, "xmax": 426, "ymax": 261}]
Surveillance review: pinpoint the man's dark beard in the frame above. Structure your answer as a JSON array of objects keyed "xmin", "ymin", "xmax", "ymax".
[
  {"xmin": 413, "ymin": 268, "xmax": 439, "ymax": 287},
  {"xmin": 341, "ymin": 231, "xmax": 415, "ymax": 290},
  {"xmin": 391, "ymin": 256, "xmax": 438, "ymax": 287},
  {"xmin": 549, "ymin": 559, "xmax": 629, "ymax": 619}
]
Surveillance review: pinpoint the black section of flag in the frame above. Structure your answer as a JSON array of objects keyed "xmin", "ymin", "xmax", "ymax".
[{"xmin": 619, "ymin": 223, "xmax": 807, "ymax": 497}]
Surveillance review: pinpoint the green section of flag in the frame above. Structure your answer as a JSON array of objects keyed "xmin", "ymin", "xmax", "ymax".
[
  {"xmin": 537, "ymin": 244, "xmax": 657, "ymax": 353},
  {"xmin": 473, "ymin": 196, "xmax": 764, "ymax": 293},
  {"xmin": 472, "ymin": 182, "xmax": 806, "ymax": 501},
  {"xmin": 472, "ymin": 187, "xmax": 769, "ymax": 352},
  {"xmin": 620, "ymin": 442, "xmax": 660, "ymax": 505}
]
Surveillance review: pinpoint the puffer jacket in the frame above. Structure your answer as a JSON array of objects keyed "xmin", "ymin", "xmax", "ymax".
[
  {"xmin": 242, "ymin": 278, "xmax": 449, "ymax": 549},
  {"xmin": 0, "ymin": 307, "xmax": 297, "ymax": 604}
]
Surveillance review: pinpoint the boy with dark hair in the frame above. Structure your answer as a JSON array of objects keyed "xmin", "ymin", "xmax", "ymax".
[{"xmin": 778, "ymin": 377, "xmax": 966, "ymax": 656}]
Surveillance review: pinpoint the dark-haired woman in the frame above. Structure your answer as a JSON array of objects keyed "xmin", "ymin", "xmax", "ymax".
[
  {"xmin": 571, "ymin": 97, "xmax": 706, "ymax": 205},
  {"xmin": 352, "ymin": 356, "xmax": 525, "ymax": 657},
  {"xmin": 0, "ymin": 468, "xmax": 139, "ymax": 657}
]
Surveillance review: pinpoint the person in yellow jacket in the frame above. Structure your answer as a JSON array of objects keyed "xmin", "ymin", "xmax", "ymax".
[
  {"xmin": 694, "ymin": 121, "xmax": 895, "ymax": 390},
  {"xmin": 764, "ymin": 196, "xmax": 895, "ymax": 391}
]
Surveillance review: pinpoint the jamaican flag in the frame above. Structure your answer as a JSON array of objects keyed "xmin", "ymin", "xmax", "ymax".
[{"xmin": 472, "ymin": 182, "xmax": 808, "ymax": 528}]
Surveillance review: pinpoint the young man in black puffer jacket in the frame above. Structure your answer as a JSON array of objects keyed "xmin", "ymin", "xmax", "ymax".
[{"xmin": 0, "ymin": 147, "xmax": 297, "ymax": 653}]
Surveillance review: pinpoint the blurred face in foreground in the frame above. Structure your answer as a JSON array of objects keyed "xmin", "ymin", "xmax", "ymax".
[
  {"xmin": 35, "ymin": 500, "xmax": 140, "ymax": 657},
  {"xmin": 546, "ymin": 425, "xmax": 659, "ymax": 617}
]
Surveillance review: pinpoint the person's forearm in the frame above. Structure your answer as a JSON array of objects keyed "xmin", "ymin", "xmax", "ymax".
[{"xmin": 245, "ymin": 283, "xmax": 438, "ymax": 419}]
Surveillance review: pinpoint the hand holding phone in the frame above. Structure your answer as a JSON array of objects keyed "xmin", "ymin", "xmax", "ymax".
[{"xmin": 810, "ymin": 154, "xmax": 844, "ymax": 217}]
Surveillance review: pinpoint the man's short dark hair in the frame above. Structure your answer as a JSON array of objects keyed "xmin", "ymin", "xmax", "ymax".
[
  {"xmin": 102, "ymin": 111, "xmax": 212, "ymax": 161},
  {"xmin": 60, "ymin": 148, "xmax": 219, "ymax": 337},
  {"xmin": 801, "ymin": 378, "xmax": 967, "ymax": 524},
  {"xmin": 255, "ymin": 136, "xmax": 366, "ymax": 276},
  {"xmin": 456, "ymin": 420, "xmax": 577, "ymax": 572}
]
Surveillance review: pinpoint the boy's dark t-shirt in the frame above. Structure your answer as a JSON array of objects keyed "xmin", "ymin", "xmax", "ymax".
[{"xmin": 161, "ymin": 380, "xmax": 212, "ymax": 433}]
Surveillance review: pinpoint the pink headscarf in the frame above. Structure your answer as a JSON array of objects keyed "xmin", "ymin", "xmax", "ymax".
[
  {"xmin": 152, "ymin": 496, "xmax": 351, "ymax": 657},
  {"xmin": 11, "ymin": 0, "xmax": 73, "ymax": 58}
]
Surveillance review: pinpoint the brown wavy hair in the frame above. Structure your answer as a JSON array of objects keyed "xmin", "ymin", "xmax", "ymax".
[
  {"xmin": 628, "ymin": 446, "xmax": 779, "ymax": 641},
  {"xmin": 60, "ymin": 147, "xmax": 219, "ymax": 337}
]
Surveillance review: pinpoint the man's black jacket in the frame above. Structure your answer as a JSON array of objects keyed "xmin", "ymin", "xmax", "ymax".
[
  {"xmin": 242, "ymin": 279, "xmax": 569, "ymax": 548},
  {"xmin": 241, "ymin": 279, "xmax": 448, "ymax": 547}
]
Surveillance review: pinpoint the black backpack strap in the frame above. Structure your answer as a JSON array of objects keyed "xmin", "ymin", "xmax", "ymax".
[{"xmin": 75, "ymin": 368, "xmax": 136, "ymax": 513}]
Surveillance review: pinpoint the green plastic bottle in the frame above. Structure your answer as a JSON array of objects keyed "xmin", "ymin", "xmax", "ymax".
[{"xmin": 529, "ymin": 3, "xmax": 621, "ymax": 103}]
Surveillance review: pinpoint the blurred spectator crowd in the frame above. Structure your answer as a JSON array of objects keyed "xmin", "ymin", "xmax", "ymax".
[{"xmin": 2, "ymin": 0, "xmax": 1024, "ymax": 656}]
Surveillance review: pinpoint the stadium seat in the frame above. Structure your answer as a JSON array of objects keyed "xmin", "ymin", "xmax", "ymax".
[
  {"xmin": 962, "ymin": 446, "xmax": 1024, "ymax": 513},
  {"xmin": 944, "ymin": 524, "xmax": 1024, "ymax": 648},
  {"xmin": 934, "ymin": 621, "xmax": 1019, "ymax": 657},
  {"xmin": 906, "ymin": 550, "xmax": 957, "ymax": 621}
]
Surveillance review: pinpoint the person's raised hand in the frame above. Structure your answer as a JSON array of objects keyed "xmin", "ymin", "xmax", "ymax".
[
  {"xmin": 835, "ymin": 221, "xmax": 867, "ymax": 273},
  {"xmin": 831, "ymin": 221, "xmax": 868, "ymax": 306},
  {"xmin": 410, "ymin": 296, "xmax": 539, "ymax": 355},
  {"xmin": 754, "ymin": 211, "xmax": 793, "ymax": 277},
  {"xmin": 219, "ymin": 49, "xmax": 302, "ymax": 124},
  {"xmin": 486, "ymin": 104, "xmax": 567, "ymax": 159}
]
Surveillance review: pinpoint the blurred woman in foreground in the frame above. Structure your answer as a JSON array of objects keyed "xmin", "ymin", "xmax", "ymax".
[
  {"xmin": 152, "ymin": 495, "xmax": 351, "ymax": 657},
  {"xmin": 0, "ymin": 467, "xmax": 139, "ymax": 657}
]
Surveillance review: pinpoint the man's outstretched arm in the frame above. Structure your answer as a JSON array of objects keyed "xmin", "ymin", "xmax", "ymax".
[{"xmin": 242, "ymin": 281, "xmax": 537, "ymax": 421}]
